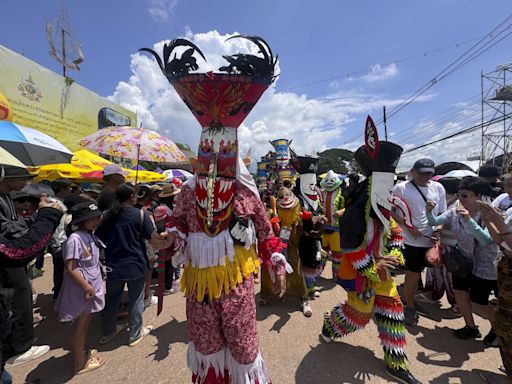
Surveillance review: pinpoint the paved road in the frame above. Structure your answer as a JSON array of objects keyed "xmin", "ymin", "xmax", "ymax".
[{"xmin": 10, "ymin": 265, "xmax": 508, "ymax": 384}]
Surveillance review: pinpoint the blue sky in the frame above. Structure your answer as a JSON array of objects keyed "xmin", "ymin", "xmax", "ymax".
[{"xmin": 2, "ymin": 1, "xmax": 512, "ymax": 170}]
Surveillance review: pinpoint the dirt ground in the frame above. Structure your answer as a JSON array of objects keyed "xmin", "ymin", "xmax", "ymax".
[{"xmin": 9, "ymin": 262, "xmax": 508, "ymax": 384}]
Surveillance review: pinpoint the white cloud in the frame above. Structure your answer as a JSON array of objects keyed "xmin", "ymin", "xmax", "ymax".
[
  {"xmin": 148, "ymin": 0, "xmax": 178, "ymax": 23},
  {"xmin": 361, "ymin": 63, "xmax": 398, "ymax": 83},
  {"xmin": 109, "ymin": 31, "xmax": 433, "ymax": 166}
]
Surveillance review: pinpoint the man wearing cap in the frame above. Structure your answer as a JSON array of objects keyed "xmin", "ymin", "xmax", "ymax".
[
  {"xmin": 392, "ymin": 158, "xmax": 446, "ymax": 326},
  {"xmin": 0, "ymin": 166, "xmax": 64, "ymax": 376},
  {"xmin": 479, "ymin": 164, "xmax": 503, "ymax": 201},
  {"xmin": 83, "ymin": 183, "xmax": 102, "ymax": 202},
  {"xmin": 97, "ymin": 164, "xmax": 128, "ymax": 212}
]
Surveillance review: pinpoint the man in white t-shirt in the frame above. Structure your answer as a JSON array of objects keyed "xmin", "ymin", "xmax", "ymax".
[
  {"xmin": 492, "ymin": 173, "xmax": 512, "ymax": 215},
  {"xmin": 392, "ymin": 158, "xmax": 446, "ymax": 326}
]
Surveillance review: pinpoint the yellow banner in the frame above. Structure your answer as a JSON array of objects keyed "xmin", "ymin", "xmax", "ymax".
[{"xmin": 0, "ymin": 45, "xmax": 136, "ymax": 151}]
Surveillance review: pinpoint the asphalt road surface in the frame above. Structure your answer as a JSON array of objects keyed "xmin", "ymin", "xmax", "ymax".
[{"xmin": 10, "ymin": 264, "xmax": 508, "ymax": 384}]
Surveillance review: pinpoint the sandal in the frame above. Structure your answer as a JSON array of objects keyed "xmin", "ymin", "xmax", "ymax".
[
  {"xmin": 84, "ymin": 349, "xmax": 98, "ymax": 359},
  {"xmin": 75, "ymin": 356, "xmax": 105, "ymax": 375}
]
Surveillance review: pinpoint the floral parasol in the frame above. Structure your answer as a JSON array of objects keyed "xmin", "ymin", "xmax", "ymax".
[{"xmin": 79, "ymin": 126, "xmax": 187, "ymax": 163}]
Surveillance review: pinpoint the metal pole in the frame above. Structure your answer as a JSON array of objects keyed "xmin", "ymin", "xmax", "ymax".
[
  {"xmin": 383, "ymin": 106, "xmax": 388, "ymax": 141},
  {"xmin": 61, "ymin": 28, "xmax": 66, "ymax": 78},
  {"xmin": 481, "ymin": 70, "xmax": 484, "ymax": 168}
]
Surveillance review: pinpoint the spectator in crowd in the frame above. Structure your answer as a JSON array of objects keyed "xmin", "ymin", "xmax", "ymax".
[
  {"xmin": 0, "ymin": 166, "xmax": 63, "ymax": 377},
  {"xmin": 49, "ymin": 179, "xmax": 72, "ymax": 299},
  {"xmin": 97, "ymin": 164, "xmax": 128, "ymax": 212},
  {"xmin": 493, "ymin": 173, "xmax": 512, "ymax": 215},
  {"xmin": 83, "ymin": 183, "xmax": 102, "ymax": 202},
  {"xmin": 426, "ymin": 177, "xmax": 498, "ymax": 345},
  {"xmin": 479, "ymin": 199, "xmax": 512, "ymax": 379},
  {"xmin": 54, "ymin": 203, "xmax": 106, "ymax": 375},
  {"xmin": 479, "ymin": 164, "xmax": 502, "ymax": 200},
  {"xmin": 425, "ymin": 177, "xmax": 460, "ymax": 313},
  {"xmin": 95, "ymin": 184, "xmax": 155, "ymax": 347},
  {"xmin": 392, "ymin": 158, "xmax": 447, "ymax": 326},
  {"xmin": 155, "ymin": 183, "xmax": 181, "ymax": 293}
]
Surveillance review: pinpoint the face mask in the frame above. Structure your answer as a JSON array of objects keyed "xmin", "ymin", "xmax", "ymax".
[
  {"xmin": 320, "ymin": 170, "xmax": 342, "ymax": 192},
  {"xmin": 277, "ymin": 187, "xmax": 298, "ymax": 209},
  {"xmin": 370, "ymin": 171, "xmax": 394, "ymax": 232},
  {"xmin": 300, "ymin": 173, "xmax": 319, "ymax": 210},
  {"xmin": 271, "ymin": 139, "xmax": 292, "ymax": 168}
]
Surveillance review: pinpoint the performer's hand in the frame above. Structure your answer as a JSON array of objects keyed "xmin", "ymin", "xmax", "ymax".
[
  {"xmin": 151, "ymin": 231, "xmax": 176, "ymax": 250},
  {"xmin": 333, "ymin": 209, "xmax": 345, "ymax": 220},
  {"xmin": 38, "ymin": 196, "xmax": 64, "ymax": 212},
  {"xmin": 377, "ymin": 256, "xmax": 399, "ymax": 271}
]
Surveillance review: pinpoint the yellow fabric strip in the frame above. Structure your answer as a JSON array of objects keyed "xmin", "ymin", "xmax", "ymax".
[{"xmin": 181, "ymin": 245, "xmax": 261, "ymax": 302}]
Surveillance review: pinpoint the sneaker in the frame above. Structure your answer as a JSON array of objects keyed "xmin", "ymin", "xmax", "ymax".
[
  {"xmin": 413, "ymin": 302, "xmax": 430, "ymax": 316},
  {"xmin": 483, "ymin": 328, "xmax": 499, "ymax": 347},
  {"xmin": 301, "ymin": 301, "xmax": 312, "ymax": 317},
  {"xmin": 320, "ymin": 324, "xmax": 333, "ymax": 343},
  {"xmin": 129, "ymin": 325, "xmax": 153, "ymax": 347},
  {"xmin": 453, "ymin": 325, "xmax": 481, "ymax": 340},
  {"xmin": 313, "ymin": 291, "xmax": 321, "ymax": 298},
  {"xmin": 404, "ymin": 307, "xmax": 418, "ymax": 326},
  {"xmin": 386, "ymin": 366, "xmax": 422, "ymax": 384},
  {"xmin": 99, "ymin": 324, "xmax": 125, "ymax": 345},
  {"xmin": 144, "ymin": 295, "xmax": 158, "ymax": 309},
  {"xmin": 6, "ymin": 345, "xmax": 50, "ymax": 367}
]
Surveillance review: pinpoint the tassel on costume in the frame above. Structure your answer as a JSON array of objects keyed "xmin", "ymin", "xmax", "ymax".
[{"xmin": 373, "ymin": 295, "xmax": 408, "ymax": 370}]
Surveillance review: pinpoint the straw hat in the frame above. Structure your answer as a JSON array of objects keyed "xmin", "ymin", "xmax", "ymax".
[{"xmin": 159, "ymin": 183, "xmax": 181, "ymax": 198}]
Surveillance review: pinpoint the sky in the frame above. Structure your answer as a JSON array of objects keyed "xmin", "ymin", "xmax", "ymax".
[{"xmin": 2, "ymin": 1, "xmax": 512, "ymax": 171}]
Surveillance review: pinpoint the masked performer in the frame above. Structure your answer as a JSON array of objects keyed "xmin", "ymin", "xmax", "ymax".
[
  {"xmin": 320, "ymin": 170, "xmax": 345, "ymax": 279},
  {"xmin": 321, "ymin": 117, "xmax": 421, "ymax": 384},
  {"xmin": 260, "ymin": 187, "xmax": 312, "ymax": 316},
  {"xmin": 141, "ymin": 36, "xmax": 285, "ymax": 384},
  {"xmin": 294, "ymin": 156, "xmax": 324, "ymax": 298}
]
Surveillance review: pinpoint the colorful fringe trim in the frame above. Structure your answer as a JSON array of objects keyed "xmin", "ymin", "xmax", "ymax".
[
  {"xmin": 323, "ymin": 303, "xmax": 371, "ymax": 339},
  {"xmin": 345, "ymin": 248, "xmax": 380, "ymax": 282},
  {"xmin": 373, "ymin": 296, "xmax": 407, "ymax": 370},
  {"xmin": 181, "ymin": 245, "xmax": 260, "ymax": 302}
]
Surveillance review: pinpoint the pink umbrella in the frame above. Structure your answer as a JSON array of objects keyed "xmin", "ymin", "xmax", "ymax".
[
  {"xmin": 432, "ymin": 175, "xmax": 443, "ymax": 181},
  {"xmin": 79, "ymin": 126, "xmax": 187, "ymax": 163}
]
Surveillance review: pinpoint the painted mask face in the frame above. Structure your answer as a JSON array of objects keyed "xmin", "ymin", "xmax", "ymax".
[
  {"xmin": 277, "ymin": 187, "xmax": 298, "ymax": 209},
  {"xmin": 370, "ymin": 171, "xmax": 395, "ymax": 232},
  {"xmin": 271, "ymin": 139, "xmax": 292, "ymax": 168},
  {"xmin": 300, "ymin": 173, "xmax": 319, "ymax": 210},
  {"xmin": 196, "ymin": 127, "xmax": 237, "ymax": 236},
  {"xmin": 320, "ymin": 170, "xmax": 342, "ymax": 192}
]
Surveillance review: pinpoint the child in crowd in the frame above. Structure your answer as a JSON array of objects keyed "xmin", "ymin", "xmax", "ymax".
[{"xmin": 54, "ymin": 202, "xmax": 105, "ymax": 375}]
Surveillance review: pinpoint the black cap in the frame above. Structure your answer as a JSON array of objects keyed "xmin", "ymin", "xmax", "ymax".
[
  {"xmin": 478, "ymin": 164, "xmax": 500, "ymax": 178},
  {"xmin": 413, "ymin": 158, "xmax": 435, "ymax": 174},
  {"xmin": 63, "ymin": 194, "xmax": 90, "ymax": 211},
  {"xmin": 10, "ymin": 183, "xmax": 42, "ymax": 200},
  {"xmin": 2, "ymin": 165, "xmax": 35, "ymax": 179},
  {"xmin": 70, "ymin": 202, "xmax": 102, "ymax": 226},
  {"xmin": 51, "ymin": 179, "xmax": 71, "ymax": 192}
]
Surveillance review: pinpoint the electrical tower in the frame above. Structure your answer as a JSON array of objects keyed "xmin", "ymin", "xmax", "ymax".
[{"xmin": 481, "ymin": 63, "xmax": 512, "ymax": 173}]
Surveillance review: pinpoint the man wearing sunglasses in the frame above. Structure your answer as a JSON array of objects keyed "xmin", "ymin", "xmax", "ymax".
[{"xmin": 392, "ymin": 158, "xmax": 446, "ymax": 326}]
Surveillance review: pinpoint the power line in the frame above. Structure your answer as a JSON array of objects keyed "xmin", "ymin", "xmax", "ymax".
[
  {"xmin": 341, "ymin": 14, "xmax": 512, "ymax": 146},
  {"xmin": 282, "ymin": 36, "xmax": 482, "ymax": 92},
  {"xmin": 402, "ymin": 113, "xmax": 512, "ymax": 154}
]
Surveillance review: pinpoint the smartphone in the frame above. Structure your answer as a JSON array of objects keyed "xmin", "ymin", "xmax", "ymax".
[{"xmin": 476, "ymin": 200, "xmax": 494, "ymax": 210}]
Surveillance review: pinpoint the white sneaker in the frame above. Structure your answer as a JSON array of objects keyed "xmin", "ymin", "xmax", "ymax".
[
  {"xmin": 129, "ymin": 325, "xmax": 153, "ymax": 347},
  {"xmin": 144, "ymin": 295, "xmax": 158, "ymax": 309},
  {"xmin": 6, "ymin": 345, "xmax": 50, "ymax": 367},
  {"xmin": 301, "ymin": 301, "xmax": 313, "ymax": 317}
]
